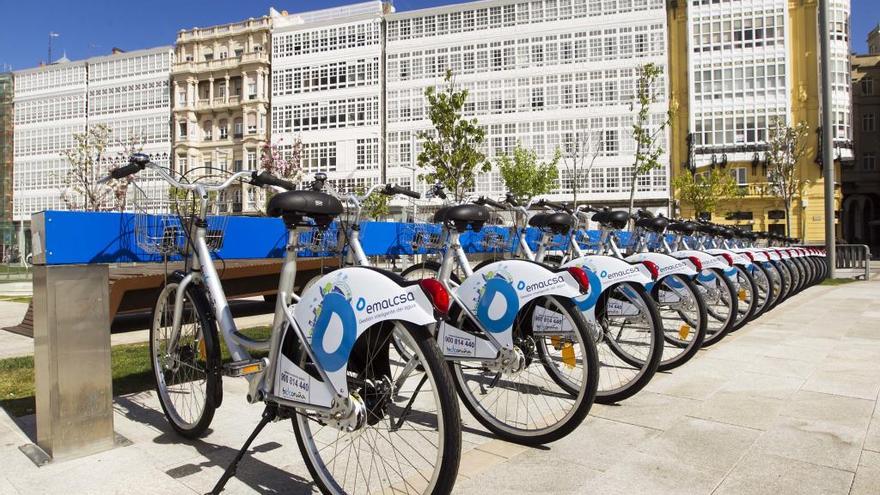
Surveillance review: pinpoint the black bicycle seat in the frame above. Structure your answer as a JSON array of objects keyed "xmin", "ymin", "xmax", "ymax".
[
  {"xmin": 435, "ymin": 204, "xmax": 489, "ymax": 232},
  {"xmin": 267, "ymin": 190, "xmax": 343, "ymax": 228},
  {"xmin": 528, "ymin": 212, "xmax": 576, "ymax": 235},
  {"xmin": 591, "ymin": 210, "xmax": 630, "ymax": 230},
  {"xmin": 668, "ymin": 221, "xmax": 698, "ymax": 235},
  {"xmin": 635, "ymin": 216, "xmax": 668, "ymax": 233}
]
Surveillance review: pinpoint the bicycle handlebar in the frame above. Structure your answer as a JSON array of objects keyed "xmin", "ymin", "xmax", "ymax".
[
  {"xmin": 383, "ymin": 184, "xmax": 421, "ymax": 199},
  {"xmin": 536, "ymin": 199, "xmax": 572, "ymax": 213},
  {"xmin": 475, "ymin": 196, "xmax": 507, "ymax": 209},
  {"xmin": 251, "ymin": 171, "xmax": 296, "ymax": 191}
]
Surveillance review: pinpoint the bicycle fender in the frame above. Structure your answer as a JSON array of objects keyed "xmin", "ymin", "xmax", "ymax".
[
  {"xmin": 667, "ymin": 249, "xmax": 732, "ymax": 274},
  {"xmin": 289, "ymin": 267, "xmax": 437, "ymax": 402},
  {"xmin": 456, "ymin": 259, "xmax": 584, "ymax": 350},
  {"xmin": 625, "ymin": 252, "xmax": 698, "ymax": 278}
]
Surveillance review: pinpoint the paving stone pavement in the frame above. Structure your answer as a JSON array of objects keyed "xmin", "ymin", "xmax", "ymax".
[{"xmin": 0, "ymin": 279, "xmax": 878, "ymax": 494}]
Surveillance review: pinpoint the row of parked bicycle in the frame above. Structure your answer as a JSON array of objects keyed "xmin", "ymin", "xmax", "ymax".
[{"xmin": 112, "ymin": 154, "xmax": 826, "ymax": 495}]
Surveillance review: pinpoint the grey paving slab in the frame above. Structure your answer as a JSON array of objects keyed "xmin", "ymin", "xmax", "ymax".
[
  {"xmin": 718, "ymin": 371, "xmax": 806, "ymax": 400},
  {"xmin": 455, "ymin": 449, "xmax": 600, "ymax": 495},
  {"xmin": 590, "ymin": 391, "xmax": 702, "ymax": 431},
  {"xmin": 534, "ymin": 416, "xmax": 661, "ymax": 472},
  {"xmin": 636, "ymin": 416, "xmax": 759, "ymax": 475},
  {"xmin": 713, "ymin": 452, "xmax": 854, "ymax": 495},
  {"xmin": 850, "ymin": 450, "xmax": 880, "ymax": 495},
  {"xmin": 689, "ymin": 391, "xmax": 786, "ymax": 430},
  {"xmin": 744, "ymin": 355, "xmax": 819, "ymax": 380},
  {"xmin": 750, "ymin": 416, "xmax": 865, "ymax": 472},
  {"xmin": 586, "ymin": 450, "xmax": 723, "ymax": 495}
]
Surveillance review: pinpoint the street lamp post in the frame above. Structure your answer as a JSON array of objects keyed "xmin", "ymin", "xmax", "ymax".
[
  {"xmin": 819, "ymin": 0, "xmax": 836, "ymax": 277},
  {"xmin": 401, "ymin": 165, "xmax": 418, "ymax": 221}
]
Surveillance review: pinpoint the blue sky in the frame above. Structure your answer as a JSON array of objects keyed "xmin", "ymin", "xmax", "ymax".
[{"xmin": 0, "ymin": 0, "xmax": 877, "ymax": 71}]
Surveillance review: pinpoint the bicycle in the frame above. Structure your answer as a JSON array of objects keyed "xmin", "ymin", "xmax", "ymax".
[
  {"xmin": 106, "ymin": 154, "xmax": 462, "ymax": 495},
  {"xmin": 392, "ymin": 186, "xmax": 600, "ymax": 444}
]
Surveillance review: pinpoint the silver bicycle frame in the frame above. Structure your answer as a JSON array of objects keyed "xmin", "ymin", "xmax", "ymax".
[{"xmin": 147, "ymin": 163, "xmax": 342, "ymax": 409}]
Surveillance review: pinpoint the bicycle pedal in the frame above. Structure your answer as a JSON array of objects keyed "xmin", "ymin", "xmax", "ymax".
[{"xmin": 223, "ymin": 359, "xmax": 265, "ymax": 377}]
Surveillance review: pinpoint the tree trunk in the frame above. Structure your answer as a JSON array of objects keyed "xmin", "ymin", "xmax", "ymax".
[{"xmin": 784, "ymin": 198, "xmax": 792, "ymax": 237}]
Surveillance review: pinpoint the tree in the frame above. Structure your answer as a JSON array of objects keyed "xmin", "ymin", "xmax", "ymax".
[
  {"xmin": 61, "ymin": 124, "xmax": 129, "ymax": 211},
  {"xmin": 673, "ymin": 168, "xmax": 739, "ymax": 218},
  {"xmin": 357, "ymin": 187, "xmax": 390, "ymax": 220},
  {"xmin": 497, "ymin": 144, "xmax": 560, "ymax": 204},
  {"xmin": 627, "ymin": 63, "xmax": 673, "ymax": 217},
  {"xmin": 560, "ymin": 130, "xmax": 602, "ymax": 210},
  {"xmin": 417, "ymin": 70, "xmax": 490, "ymax": 202},
  {"xmin": 251, "ymin": 137, "xmax": 303, "ymax": 214},
  {"xmin": 765, "ymin": 117, "xmax": 810, "ymax": 236}
]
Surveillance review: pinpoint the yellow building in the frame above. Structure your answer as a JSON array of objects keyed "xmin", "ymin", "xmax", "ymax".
[{"xmin": 667, "ymin": 0, "xmax": 852, "ymax": 242}]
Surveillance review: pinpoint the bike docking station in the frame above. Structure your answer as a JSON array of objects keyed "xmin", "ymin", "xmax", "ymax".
[{"xmin": 20, "ymin": 208, "xmax": 597, "ymax": 465}]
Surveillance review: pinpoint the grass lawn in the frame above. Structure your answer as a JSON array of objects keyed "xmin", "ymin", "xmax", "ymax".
[
  {"xmin": 0, "ymin": 296, "xmax": 32, "ymax": 304},
  {"xmin": 0, "ymin": 326, "xmax": 271, "ymax": 417}
]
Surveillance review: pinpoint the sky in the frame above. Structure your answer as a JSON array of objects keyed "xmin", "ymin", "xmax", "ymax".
[{"xmin": 0, "ymin": 0, "xmax": 878, "ymax": 72}]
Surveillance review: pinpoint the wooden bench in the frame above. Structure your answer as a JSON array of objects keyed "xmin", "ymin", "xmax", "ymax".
[{"xmin": 3, "ymin": 257, "xmax": 339, "ymax": 338}]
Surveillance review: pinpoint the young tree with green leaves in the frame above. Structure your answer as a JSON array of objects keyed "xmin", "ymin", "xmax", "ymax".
[
  {"xmin": 497, "ymin": 144, "xmax": 560, "ymax": 204},
  {"xmin": 627, "ymin": 63, "xmax": 673, "ymax": 217},
  {"xmin": 357, "ymin": 187, "xmax": 391, "ymax": 220},
  {"xmin": 765, "ymin": 117, "xmax": 810, "ymax": 236},
  {"xmin": 560, "ymin": 130, "xmax": 602, "ymax": 210},
  {"xmin": 416, "ymin": 70, "xmax": 490, "ymax": 202},
  {"xmin": 673, "ymin": 168, "xmax": 739, "ymax": 218}
]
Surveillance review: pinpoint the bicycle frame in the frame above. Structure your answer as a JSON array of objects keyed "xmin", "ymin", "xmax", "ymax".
[{"xmin": 148, "ymin": 164, "xmax": 344, "ymax": 413}]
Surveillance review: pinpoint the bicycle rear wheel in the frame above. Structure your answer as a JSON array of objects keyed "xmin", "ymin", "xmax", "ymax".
[
  {"xmin": 451, "ymin": 295, "xmax": 599, "ymax": 445},
  {"xmin": 730, "ymin": 266, "xmax": 757, "ymax": 331},
  {"xmin": 696, "ymin": 268, "xmax": 737, "ymax": 347},
  {"xmin": 593, "ymin": 282, "xmax": 663, "ymax": 404},
  {"xmin": 150, "ymin": 273, "xmax": 221, "ymax": 438},
  {"xmin": 653, "ymin": 275, "xmax": 707, "ymax": 372},
  {"xmin": 293, "ymin": 321, "xmax": 462, "ymax": 495}
]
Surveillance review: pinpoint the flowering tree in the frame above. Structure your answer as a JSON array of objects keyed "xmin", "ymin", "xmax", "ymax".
[
  {"xmin": 61, "ymin": 124, "xmax": 132, "ymax": 211},
  {"xmin": 251, "ymin": 137, "xmax": 303, "ymax": 213}
]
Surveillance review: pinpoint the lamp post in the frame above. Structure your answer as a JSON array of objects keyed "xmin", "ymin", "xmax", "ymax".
[
  {"xmin": 819, "ymin": 0, "xmax": 836, "ymax": 277},
  {"xmin": 401, "ymin": 164, "xmax": 418, "ymax": 221}
]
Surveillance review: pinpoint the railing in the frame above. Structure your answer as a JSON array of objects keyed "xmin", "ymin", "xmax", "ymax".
[
  {"xmin": 836, "ymin": 244, "xmax": 871, "ymax": 280},
  {"xmin": 177, "ymin": 17, "xmax": 270, "ymax": 41},
  {"xmin": 800, "ymin": 243, "xmax": 872, "ymax": 280},
  {"xmin": 173, "ymin": 52, "xmax": 268, "ymax": 73}
]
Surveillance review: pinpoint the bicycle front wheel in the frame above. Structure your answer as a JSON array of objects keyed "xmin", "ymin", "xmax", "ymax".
[
  {"xmin": 150, "ymin": 274, "xmax": 221, "ymax": 438},
  {"xmin": 654, "ymin": 274, "xmax": 707, "ymax": 372},
  {"xmin": 293, "ymin": 321, "xmax": 461, "ymax": 495}
]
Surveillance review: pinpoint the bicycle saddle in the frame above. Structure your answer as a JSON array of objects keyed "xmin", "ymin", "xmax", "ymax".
[
  {"xmin": 435, "ymin": 204, "xmax": 489, "ymax": 232},
  {"xmin": 591, "ymin": 210, "xmax": 630, "ymax": 230},
  {"xmin": 635, "ymin": 216, "xmax": 668, "ymax": 233},
  {"xmin": 668, "ymin": 221, "xmax": 698, "ymax": 235},
  {"xmin": 528, "ymin": 212, "xmax": 576, "ymax": 235},
  {"xmin": 267, "ymin": 190, "xmax": 344, "ymax": 228}
]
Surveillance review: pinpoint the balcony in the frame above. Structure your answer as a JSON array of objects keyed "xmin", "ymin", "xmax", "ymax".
[
  {"xmin": 176, "ymin": 17, "xmax": 270, "ymax": 43},
  {"xmin": 173, "ymin": 51, "xmax": 268, "ymax": 74}
]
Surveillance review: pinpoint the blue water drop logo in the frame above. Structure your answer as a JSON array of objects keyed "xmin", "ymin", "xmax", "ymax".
[
  {"xmin": 517, "ymin": 280, "xmax": 526, "ymax": 290},
  {"xmin": 355, "ymin": 297, "xmax": 366, "ymax": 311}
]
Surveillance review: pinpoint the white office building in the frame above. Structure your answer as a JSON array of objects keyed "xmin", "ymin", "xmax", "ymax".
[
  {"xmin": 12, "ymin": 60, "xmax": 88, "ymax": 223},
  {"xmin": 270, "ymin": 2, "xmax": 388, "ymax": 194},
  {"xmin": 12, "ymin": 47, "xmax": 173, "ymax": 226},
  {"xmin": 384, "ymin": 0, "xmax": 671, "ymax": 206},
  {"xmin": 87, "ymin": 47, "xmax": 174, "ymax": 206}
]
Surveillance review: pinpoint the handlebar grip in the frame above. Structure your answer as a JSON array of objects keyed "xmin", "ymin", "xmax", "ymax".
[
  {"xmin": 476, "ymin": 196, "xmax": 506, "ymax": 209},
  {"xmin": 110, "ymin": 162, "xmax": 144, "ymax": 180},
  {"xmin": 383, "ymin": 184, "xmax": 421, "ymax": 199},
  {"xmin": 538, "ymin": 199, "xmax": 572, "ymax": 213},
  {"xmin": 252, "ymin": 171, "xmax": 296, "ymax": 191}
]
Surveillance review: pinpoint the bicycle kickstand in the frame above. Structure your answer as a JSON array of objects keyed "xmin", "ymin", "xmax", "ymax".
[{"xmin": 206, "ymin": 404, "xmax": 278, "ymax": 495}]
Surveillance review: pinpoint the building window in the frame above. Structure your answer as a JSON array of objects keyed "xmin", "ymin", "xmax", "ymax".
[
  {"xmin": 864, "ymin": 152, "xmax": 877, "ymax": 171},
  {"xmin": 863, "ymin": 113, "xmax": 876, "ymax": 132},
  {"xmin": 234, "ymin": 118, "xmax": 243, "ymax": 138},
  {"xmin": 863, "ymin": 77, "xmax": 874, "ymax": 96},
  {"xmin": 730, "ymin": 167, "xmax": 747, "ymax": 186},
  {"xmin": 178, "ymin": 121, "xmax": 188, "ymax": 139},
  {"xmin": 247, "ymin": 151, "xmax": 257, "ymax": 168},
  {"xmin": 219, "ymin": 119, "xmax": 228, "ymax": 140}
]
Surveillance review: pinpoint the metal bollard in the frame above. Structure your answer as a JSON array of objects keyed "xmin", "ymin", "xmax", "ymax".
[{"xmin": 29, "ymin": 212, "xmax": 118, "ymax": 462}]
